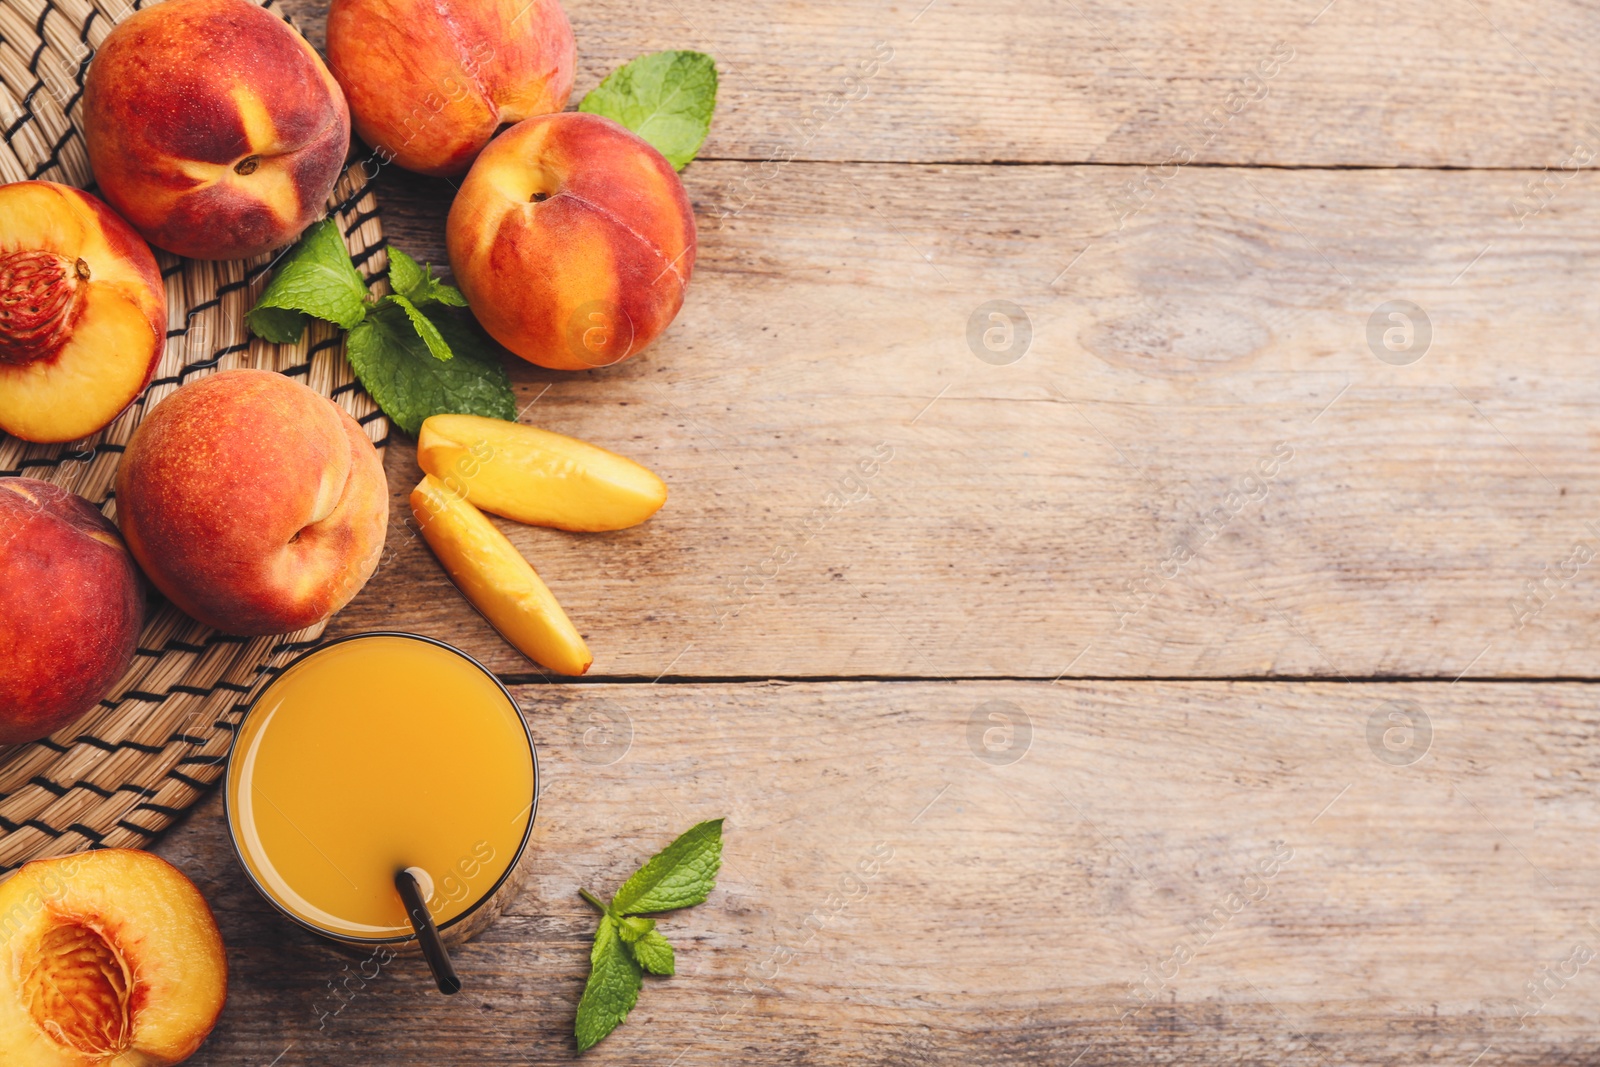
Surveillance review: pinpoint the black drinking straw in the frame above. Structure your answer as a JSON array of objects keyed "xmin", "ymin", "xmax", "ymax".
[{"xmin": 395, "ymin": 869, "xmax": 461, "ymax": 995}]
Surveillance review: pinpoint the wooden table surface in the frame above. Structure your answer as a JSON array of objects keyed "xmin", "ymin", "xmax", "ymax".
[{"xmin": 154, "ymin": 1, "xmax": 1600, "ymax": 1063}]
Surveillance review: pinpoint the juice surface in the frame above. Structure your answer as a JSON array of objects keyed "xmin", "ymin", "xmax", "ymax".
[{"xmin": 227, "ymin": 635, "xmax": 535, "ymax": 939}]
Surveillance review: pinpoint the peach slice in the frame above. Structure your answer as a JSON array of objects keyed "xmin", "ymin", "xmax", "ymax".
[
  {"xmin": 0, "ymin": 849, "xmax": 226, "ymax": 1065},
  {"xmin": 411, "ymin": 474, "xmax": 591, "ymax": 675},
  {"xmin": 416, "ymin": 413, "xmax": 667, "ymax": 532},
  {"xmin": 0, "ymin": 182, "xmax": 165, "ymax": 444}
]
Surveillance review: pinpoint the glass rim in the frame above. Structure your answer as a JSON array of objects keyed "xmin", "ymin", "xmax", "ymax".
[{"xmin": 222, "ymin": 630, "xmax": 539, "ymax": 945}]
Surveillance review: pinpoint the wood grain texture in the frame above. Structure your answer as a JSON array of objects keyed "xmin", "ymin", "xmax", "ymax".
[
  {"xmin": 279, "ymin": 0, "xmax": 1600, "ymax": 168},
  {"xmin": 156, "ymin": 680, "xmax": 1600, "ymax": 1065},
  {"xmin": 109, "ymin": 5, "xmax": 1600, "ymax": 1065},
  {"xmin": 328, "ymin": 160, "xmax": 1600, "ymax": 680}
]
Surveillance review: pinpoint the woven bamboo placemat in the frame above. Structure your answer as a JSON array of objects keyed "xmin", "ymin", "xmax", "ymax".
[{"xmin": 0, "ymin": 0, "xmax": 390, "ymax": 874}]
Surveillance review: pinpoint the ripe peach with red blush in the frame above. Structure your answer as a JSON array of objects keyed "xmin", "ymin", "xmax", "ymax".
[
  {"xmin": 327, "ymin": 0, "xmax": 574, "ymax": 177},
  {"xmin": 83, "ymin": 0, "xmax": 350, "ymax": 260},
  {"xmin": 116, "ymin": 369, "xmax": 388, "ymax": 636},
  {"xmin": 446, "ymin": 111, "xmax": 696, "ymax": 370},
  {"xmin": 0, "ymin": 478, "xmax": 144, "ymax": 746}
]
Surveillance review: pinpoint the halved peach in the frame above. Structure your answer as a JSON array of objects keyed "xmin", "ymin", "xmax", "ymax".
[
  {"xmin": 416, "ymin": 413, "xmax": 667, "ymax": 532},
  {"xmin": 411, "ymin": 473, "xmax": 592, "ymax": 675},
  {"xmin": 0, "ymin": 182, "xmax": 165, "ymax": 443},
  {"xmin": 0, "ymin": 849, "xmax": 227, "ymax": 1065}
]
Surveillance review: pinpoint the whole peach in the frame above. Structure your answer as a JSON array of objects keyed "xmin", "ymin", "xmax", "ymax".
[
  {"xmin": 327, "ymin": 0, "xmax": 574, "ymax": 177},
  {"xmin": 0, "ymin": 478, "xmax": 144, "ymax": 745},
  {"xmin": 83, "ymin": 0, "xmax": 351, "ymax": 260},
  {"xmin": 116, "ymin": 370, "xmax": 388, "ymax": 635},
  {"xmin": 446, "ymin": 112, "xmax": 696, "ymax": 370},
  {"xmin": 0, "ymin": 181, "xmax": 166, "ymax": 443}
]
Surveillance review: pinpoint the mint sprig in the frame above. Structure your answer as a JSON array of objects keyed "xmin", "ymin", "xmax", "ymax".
[
  {"xmin": 245, "ymin": 224, "xmax": 515, "ymax": 435},
  {"xmin": 575, "ymin": 818, "xmax": 724, "ymax": 1052},
  {"xmin": 579, "ymin": 50, "xmax": 718, "ymax": 170}
]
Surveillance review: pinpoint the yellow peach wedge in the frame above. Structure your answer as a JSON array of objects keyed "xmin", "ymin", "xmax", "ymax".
[
  {"xmin": 416, "ymin": 414, "xmax": 667, "ymax": 532},
  {"xmin": 411, "ymin": 474, "xmax": 592, "ymax": 675}
]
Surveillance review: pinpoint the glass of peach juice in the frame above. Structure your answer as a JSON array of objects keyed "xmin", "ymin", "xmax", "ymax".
[{"xmin": 225, "ymin": 633, "xmax": 537, "ymax": 953}]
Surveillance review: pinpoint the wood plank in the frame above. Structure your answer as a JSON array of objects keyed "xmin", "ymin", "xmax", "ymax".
[
  {"xmin": 330, "ymin": 160, "xmax": 1600, "ymax": 680},
  {"xmin": 279, "ymin": 0, "xmax": 1600, "ymax": 168},
  {"xmin": 157, "ymin": 680, "xmax": 1600, "ymax": 1064}
]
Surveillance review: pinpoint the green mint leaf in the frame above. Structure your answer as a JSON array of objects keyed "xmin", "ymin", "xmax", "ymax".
[
  {"xmin": 432, "ymin": 314, "xmax": 519, "ymax": 414},
  {"xmin": 618, "ymin": 916, "xmax": 676, "ymax": 974},
  {"xmin": 575, "ymin": 915, "xmax": 642, "ymax": 1053},
  {"xmin": 245, "ymin": 218, "xmax": 368, "ymax": 341},
  {"xmin": 610, "ymin": 818, "xmax": 724, "ymax": 916},
  {"xmin": 628, "ymin": 929, "xmax": 676, "ymax": 976},
  {"xmin": 244, "ymin": 305, "xmax": 310, "ymax": 344},
  {"xmin": 344, "ymin": 303, "xmax": 514, "ymax": 436},
  {"xmin": 579, "ymin": 50, "xmax": 718, "ymax": 170},
  {"xmin": 388, "ymin": 247, "xmax": 467, "ymax": 308},
  {"xmin": 617, "ymin": 916, "xmax": 654, "ymax": 944},
  {"xmin": 384, "ymin": 294, "xmax": 453, "ymax": 361},
  {"xmin": 386, "ymin": 247, "xmax": 427, "ymax": 301},
  {"xmin": 432, "ymin": 284, "xmax": 469, "ymax": 308}
]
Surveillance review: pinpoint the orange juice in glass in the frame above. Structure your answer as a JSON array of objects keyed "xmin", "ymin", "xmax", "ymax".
[{"xmin": 225, "ymin": 633, "xmax": 536, "ymax": 947}]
